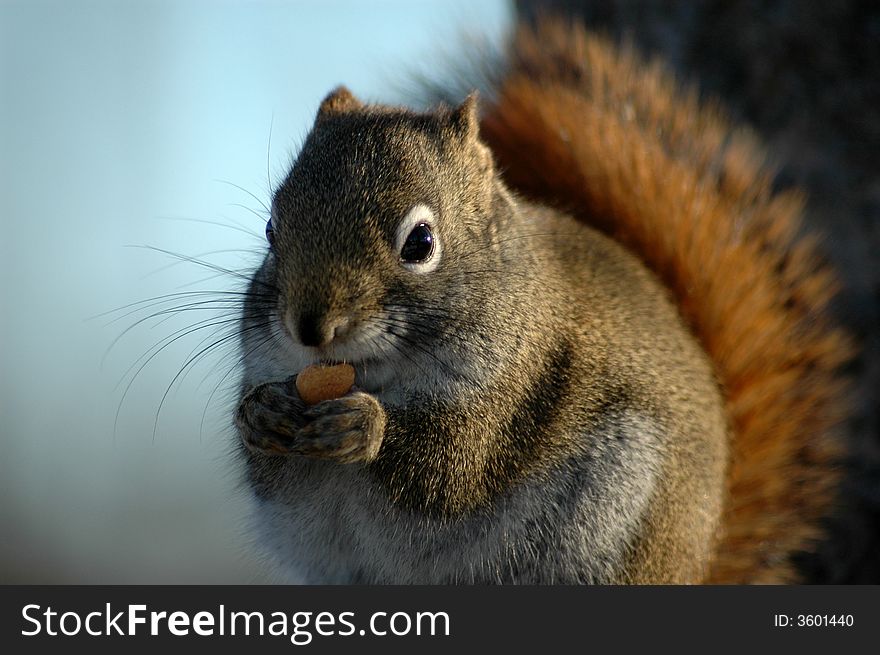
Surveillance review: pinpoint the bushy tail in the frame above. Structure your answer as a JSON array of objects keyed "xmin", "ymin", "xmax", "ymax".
[{"xmin": 478, "ymin": 20, "xmax": 853, "ymax": 582}]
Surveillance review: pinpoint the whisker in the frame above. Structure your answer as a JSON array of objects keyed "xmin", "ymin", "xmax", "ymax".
[
  {"xmin": 124, "ymin": 245, "xmax": 279, "ymax": 292},
  {"xmin": 150, "ymin": 320, "xmax": 275, "ymax": 442},
  {"xmin": 376, "ymin": 330, "xmax": 434, "ymax": 381},
  {"xmin": 143, "ymin": 249, "xmax": 268, "ymax": 279},
  {"xmin": 199, "ymin": 325, "xmax": 282, "ymax": 442},
  {"xmin": 214, "ymin": 178, "xmax": 271, "ymax": 215},
  {"xmin": 113, "ymin": 311, "xmax": 269, "ymax": 395},
  {"xmin": 229, "ymin": 202, "xmax": 269, "ymax": 223},
  {"xmin": 174, "ymin": 270, "xmax": 259, "ymax": 291},
  {"xmin": 90, "ymin": 289, "xmax": 258, "ymax": 322},
  {"xmin": 267, "ymin": 114, "xmax": 275, "ymax": 200},
  {"xmin": 154, "ymin": 215, "xmax": 261, "ymax": 239},
  {"xmin": 381, "ymin": 305, "xmax": 551, "ymax": 355},
  {"xmin": 101, "ymin": 297, "xmax": 265, "ymax": 367},
  {"xmin": 383, "ymin": 321, "xmax": 481, "ymax": 386}
]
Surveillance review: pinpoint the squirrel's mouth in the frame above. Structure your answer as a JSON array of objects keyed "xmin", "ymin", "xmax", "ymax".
[
  {"xmin": 355, "ymin": 360, "xmax": 390, "ymax": 395},
  {"xmin": 274, "ymin": 312, "xmax": 398, "ymax": 394},
  {"xmin": 302, "ymin": 357, "xmax": 386, "ymax": 395}
]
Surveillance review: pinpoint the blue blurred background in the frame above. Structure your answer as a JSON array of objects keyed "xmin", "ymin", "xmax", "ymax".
[{"xmin": 0, "ymin": 0, "xmax": 510, "ymax": 583}]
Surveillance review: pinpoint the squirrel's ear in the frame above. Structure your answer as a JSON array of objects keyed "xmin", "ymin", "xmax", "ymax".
[
  {"xmin": 449, "ymin": 92, "xmax": 480, "ymax": 142},
  {"xmin": 317, "ymin": 86, "xmax": 363, "ymax": 120}
]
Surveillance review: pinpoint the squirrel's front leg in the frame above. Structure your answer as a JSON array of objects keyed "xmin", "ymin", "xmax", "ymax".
[
  {"xmin": 236, "ymin": 380, "xmax": 385, "ymax": 463},
  {"xmin": 295, "ymin": 392, "xmax": 385, "ymax": 463},
  {"xmin": 236, "ymin": 379, "xmax": 307, "ymax": 455}
]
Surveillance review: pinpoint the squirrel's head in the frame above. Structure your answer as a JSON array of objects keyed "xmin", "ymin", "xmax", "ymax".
[{"xmin": 249, "ymin": 86, "xmax": 511, "ymax": 388}]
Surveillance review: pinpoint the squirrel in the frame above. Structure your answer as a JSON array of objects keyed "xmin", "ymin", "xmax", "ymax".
[{"xmin": 233, "ymin": 20, "xmax": 853, "ymax": 584}]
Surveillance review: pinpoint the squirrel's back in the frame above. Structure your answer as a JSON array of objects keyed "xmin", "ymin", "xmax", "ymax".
[{"xmin": 471, "ymin": 21, "xmax": 853, "ymax": 583}]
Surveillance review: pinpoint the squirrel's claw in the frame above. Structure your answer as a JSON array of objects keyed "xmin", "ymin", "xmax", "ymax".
[
  {"xmin": 235, "ymin": 379, "xmax": 307, "ymax": 456},
  {"xmin": 236, "ymin": 383, "xmax": 385, "ymax": 463},
  {"xmin": 294, "ymin": 391, "xmax": 386, "ymax": 463}
]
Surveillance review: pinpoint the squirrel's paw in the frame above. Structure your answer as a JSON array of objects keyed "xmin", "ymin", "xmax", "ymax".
[
  {"xmin": 294, "ymin": 391, "xmax": 386, "ymax": 464},
  {"xmin": 235, "ymin": 379, "xmax": 308, "ymax": 456}
]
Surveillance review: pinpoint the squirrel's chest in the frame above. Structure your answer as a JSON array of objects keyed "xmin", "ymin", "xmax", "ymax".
[
  {"xmin": 242, "ymin": 415, "xmax": 661, "ymax": 585},
  {"xmin": 246, "ymin": 462, "xmax": 496, "ymax": 583}
]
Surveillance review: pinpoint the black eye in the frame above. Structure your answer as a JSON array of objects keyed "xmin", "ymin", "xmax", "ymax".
[
  {"xmin": 400, "ymin": 223, "xmax": 434, "ymax": 263},
  {"xmin": 265, "ymin": 217, "xmax": 275, "ymax": 248}
]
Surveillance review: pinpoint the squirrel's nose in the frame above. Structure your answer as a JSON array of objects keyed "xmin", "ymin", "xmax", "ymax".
[{"xmin": 294, "ymin": 311, "xmax": 350, "ymax": 348}]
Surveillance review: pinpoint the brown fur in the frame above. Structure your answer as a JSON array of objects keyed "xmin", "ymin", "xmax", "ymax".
[{"xmin": 479, "ymin": 20, "xmax": 854, "ymax": 583}]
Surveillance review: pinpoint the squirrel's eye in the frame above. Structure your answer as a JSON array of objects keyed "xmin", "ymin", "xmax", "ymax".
[
  {"xmin": 265, "ymin": 217, "xmax": 275, "ymax": 248},
  {"xmin": 400, "ymin": 223, "xmax": 434, "ymax": 263},
  {"xmin": 396, "ymin": 204, "xmax": 441, "ymax": 273}
]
